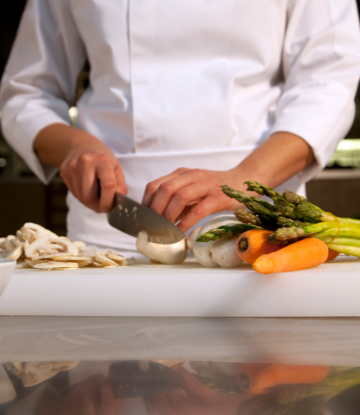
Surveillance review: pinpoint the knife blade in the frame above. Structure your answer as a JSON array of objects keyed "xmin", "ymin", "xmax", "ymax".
[{"xmin": 107, "ymin": 192, "xmax": 186, "ymax": 244}]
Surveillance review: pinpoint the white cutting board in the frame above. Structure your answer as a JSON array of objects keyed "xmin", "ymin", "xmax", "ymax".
[{"xmin": 0, "ymin": 256, "xmax": 358, "ymax": 317}]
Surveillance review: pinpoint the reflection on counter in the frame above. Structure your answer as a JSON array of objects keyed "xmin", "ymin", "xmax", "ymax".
[{"xmin": 1, "ymin": 359, "xmax": 360, "ymax": 414}]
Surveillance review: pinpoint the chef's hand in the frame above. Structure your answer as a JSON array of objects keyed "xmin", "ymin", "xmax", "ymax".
[
  {"xmin": 34, "ymin": 123, "xmax": 127, "ymax": 213},
  {"xmin": 142, "ymin": 132, "xmax": 314, "ymax": 232},
  {"xmin": 143, "ymin": 365, "xmax": 250, "ymax": 415},
  {"xmin": 59, "ymin": 375, "xmax": 125, "ymax": 415},
  {"xmin": 142, "ymin": 168, "xmax": 244, "ymax": 232}
]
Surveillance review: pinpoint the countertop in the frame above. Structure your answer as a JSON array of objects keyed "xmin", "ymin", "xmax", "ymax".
[{"xmin": 0, "ymin": 316, "xmax": 360, "ymax": 414}]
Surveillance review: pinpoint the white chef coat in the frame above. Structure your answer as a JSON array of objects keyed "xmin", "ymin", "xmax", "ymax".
[{"xmin": 1, "ymin": 0, "xmax": 360, "ymax": 251}]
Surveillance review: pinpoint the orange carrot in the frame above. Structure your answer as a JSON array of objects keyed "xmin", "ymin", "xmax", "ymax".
[
  {"xmin": 326, "ymin": 249, "xmax": 339, "ymax": 262},
  {"xmin": 236, "ymin": 230, "xmax": 285, "ymax": 265},
  {"xmin": 238, "ymin": 363, "xmax": 330, "ymax": 395},
  {"xmin": 253, "ymin": 238, "xmax": 328, "ymax": 274}
]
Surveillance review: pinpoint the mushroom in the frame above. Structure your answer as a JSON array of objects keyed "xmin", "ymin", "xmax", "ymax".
[
  {"xmin": 5, "ymin": 361, "xmax": 79, "ymax": 387},
  {"xmin": 26, "ymin": 260, "xmax": 80, "ymax": 270},
  {"xmin": 25, "ymin": 235, "xmax": 79, "ymax": 258},
  {"xmin": 6, "ymin": 245, "xmax": 23, "ymax": 261},
  {"xmin": 210, "ymin": 236, "xmax": 244, "ymax": 268},
  {"xmin": 106, "ymin": 251, "xmax": 127, "ymax": 265},
  {"xmin": 20, "ymin": 223, "xmax": 58, "ymax": 241},
  {"xmin": 3, "ymin": 235, "xmax": 21, "ymax": 253},
  {"xmin": 73, "ymin": 241, "xmax": 86, "ymax": 248},
  {"xmin": 78, "ymin": 245, "xmax": 97, "ymax": 258},
  {"xmin": 189, "ymin": 214, "xmax": 244, "ymax": 268},
  {"xmin": 94, "ymin": 251, "xmax": 119, "ymax": 267},
  {"xmin": 136, "ymin": 231, "xmax": 187, "ymax": 265}
]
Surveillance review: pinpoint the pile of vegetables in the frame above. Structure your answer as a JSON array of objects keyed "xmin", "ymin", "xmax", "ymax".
[
  {"xmin": 236, "ymin": 363, "xmax": 360, "ymax": 415},
  {"xmin": 195, "ymin": 181, "xmax": 360, "ymax": 273}
]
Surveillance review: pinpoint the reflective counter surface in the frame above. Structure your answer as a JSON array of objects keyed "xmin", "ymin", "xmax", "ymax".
[{"xmin": 0, "ymin": 317, "xmax": 360, "ymax": 415}]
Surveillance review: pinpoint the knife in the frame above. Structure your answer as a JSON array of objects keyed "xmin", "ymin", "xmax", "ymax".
[{"xmin": 107, "ymin": 192, "xmax": 186, "ymax": 244}]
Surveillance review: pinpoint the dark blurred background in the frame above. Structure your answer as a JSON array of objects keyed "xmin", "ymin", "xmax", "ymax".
[{"xmin": 0, "ymin": 1, "xmax": 360, "ymax": 237}]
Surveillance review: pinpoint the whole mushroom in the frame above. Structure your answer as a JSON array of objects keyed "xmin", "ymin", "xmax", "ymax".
[
  {"xmin": 188, "ymin": 214, "xmax": 244, "ymax": 268},
  {"xmin": 136, "ymin": 231, "xmax": 187, "ymax": 265}
]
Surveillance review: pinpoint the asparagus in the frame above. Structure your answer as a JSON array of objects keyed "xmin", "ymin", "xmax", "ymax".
[
  {"xmin": 221, "ymin": 181, "xmax": 360, "ymax": 258},
  {"xmin": 196, "ymin": 224, "xmax": 261, "ymax": 242},
  {"xmin": 269, "ymin": 222, "xmax": 360, "ymax": 244},
  {"xmin": 245, "ymin": 181, "xmax": 331, "ymax": 222},
  {"xmin": 276, "ymin": 216, "xmax": 310, "ymax": 228},
  {"xmin": 221, "ymin": 185, "xmax": 280, "ymax": 221},
  {"xmin": 277, "ymin": 368, "xmax": 360, "ymax": 406},
  {"xmin": 282, "ymin": 190, "xmax": 305, "ymax": 205},
  {"xmin": 234, "ymin": 209, "xmax": 263, "ymax": 226}
]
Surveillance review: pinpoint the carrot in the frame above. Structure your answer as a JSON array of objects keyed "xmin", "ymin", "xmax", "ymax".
[
  {"xmin": 326, "ymin": 249, "xmax": 339, "ymax": 262},
  {"xmin": 238, "ymin": 363, "xmax": 330, "ymax": 395},
  {"xmin": 252, "ymin": 238, "xmax": 328, "ymax": 274},
  {"xmin": 237, "ymin": 230, "xmax": 285, "ymax": 265}
]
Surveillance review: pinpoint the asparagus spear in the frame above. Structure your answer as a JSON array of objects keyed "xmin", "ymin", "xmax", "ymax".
[
  {"xmin": 221, "ymin": 186, "xmax": 280, "ymax": 221},
  {"xmin": 282, "ymin": 190, "xmax": 305, "ymax": 205},
  {"xmin": 196, "ymin": 224, "xmax": 261, "ymax": 242},
  {"xmin": 268, "ymin": 222, "xmax": 360, "ymax": 243},
  {"xmin": 234, "ymin": 209, "xmax": 263, "ymax": 226},
  {"xmin": 245, "ymin": 181, "xmax": 328, "ymax": 222},
  {"xmin": 276, "ymin": 216, "xmax": 310, "ymax": 228},
  {"xmin": 277, "ymin": 368, "xmax": 360, "ymax": 406}
]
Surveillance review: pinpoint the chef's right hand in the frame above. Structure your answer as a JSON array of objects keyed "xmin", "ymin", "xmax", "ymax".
[
  {"xmin": 60, "ymin": 137, "xmax": 127, "ymax": 213},
  {"xmin": 34, "ymin": 123, "xmax": 127, "ymax": 213},
  {"xmin": 59, "ymin": 375, "xmax": 125, "ymax": 415}
]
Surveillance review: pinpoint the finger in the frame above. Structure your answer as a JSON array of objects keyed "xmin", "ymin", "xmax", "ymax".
[
  {"xmin": 150, "ymin": 394, "xmax": 177, "ymax": 415},
  {"xmin": 77, "ymin": 154, "xmax": 99, "ymax": 209},
  {"xmin": 166, "ymin": 388, "xmax": 186, "ymax": 409},
  {"xmin": 162, "ymin": 182, "xmax": 211, "ymax": 223},
  {"xmin": 173, "ymin": 366, "xmax": 211, "ymax": 400},
  {"xmin": 143, "ymin": 397, "xmax": 160, "ymax": 415},
  {"xmin": 96, "ymin": 161, "xmax": 118, "ymax": 213},
  {"xmin": 114, "ymin": 164, "xmax": 128, "ymax": 195},
  {"xmin": 142, "ymin": 168, "xmax": 190, "ymax": 207},
  {"xmin": 60, "ymin": 162, "xmax": 79, "ymax": 201},
  {"xmin": 98, "ymin": 380, "xmax": 124, "ymax": 415},
  {"xmin": 177, "ymin": 196, "xmax": 222, "ymax": 233},
  {"xmin": 148, "ymin": 172, "xmax": 204, "ymax": 217}
]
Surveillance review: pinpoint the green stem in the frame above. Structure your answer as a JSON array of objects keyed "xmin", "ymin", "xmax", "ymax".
[
  {"xmin": 327, "ymin": 244, "xmax": 360, "ymax": 258},
  {"xmin": 196, "ymin": 224, "xmax": 261, "ymax": 242}
]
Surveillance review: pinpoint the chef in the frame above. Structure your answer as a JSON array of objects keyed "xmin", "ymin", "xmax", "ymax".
[{"xmin": 1, "ymin": 0, "xmax": 360, "ymax": 253}]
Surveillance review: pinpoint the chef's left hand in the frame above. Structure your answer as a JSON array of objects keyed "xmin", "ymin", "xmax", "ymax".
[
  {"xmin": 143, "ymin": 365, "xmax": 250, "ymax": 415},
  {"xmin": 142, "ymin": 168, "xmax": 245, "ymax": 232}
]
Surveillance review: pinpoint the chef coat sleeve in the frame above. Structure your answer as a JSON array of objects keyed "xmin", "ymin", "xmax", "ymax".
[
  {"xmin": 0, "ymin": 0, "xmax": 87, "ymax": 184},
  {"xmin": 270, "ymin": 0, "xmax": 360, "ymax": 182}
]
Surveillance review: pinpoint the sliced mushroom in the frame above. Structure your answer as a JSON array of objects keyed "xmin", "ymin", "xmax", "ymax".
[
  {"xmin": 29, "ymin": 254, "xmax": 91, "ymax": 262},
  {"xmin": 25, "ymin": 234, "xmax": 51, "ymax": 258},
  {"xmin": 106, "ymin": 251, "xmax": 126, "ymax": 265},
  {"xmin": 25, "ymin": 235, "xmax": 79, "ymax": 258},
  {"xmin": 21, "ymin": 223, "xmax": 58, "ymax": 240},
  {"xmin": 5, "ymin": 361, "xmax": 79, "ymax": 387},
  {"xmin": 123, "ymin": 257, "xmax": 136, "ymax": 266},
  {"xmin": 4, "ymin": 235, "xmax": 21, "ymax": 252},
  {"xmin": 77, "ymin": 259, "xmax": 93, "ymax": 267},
  {"xmin": 31, "ymin": 261, "xmax": 79, "ymax": 270},
  {"xmin": 136, "ymin": 231, "xmax": 187, "ymax": 265},
  {"xmin": 73, "ymin": 241, "xmax": 86, "ymax": 248},
  {"xmin": 79, "ymin": 246, "xmax": 97, "ymax": 258},
  {"xmin": 6, "ymin": 245, "xmax": 23, "ymax": 261},
  {"xmin": 94, "ymin": 251, "xmax": 119, "ymax": 266}
]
